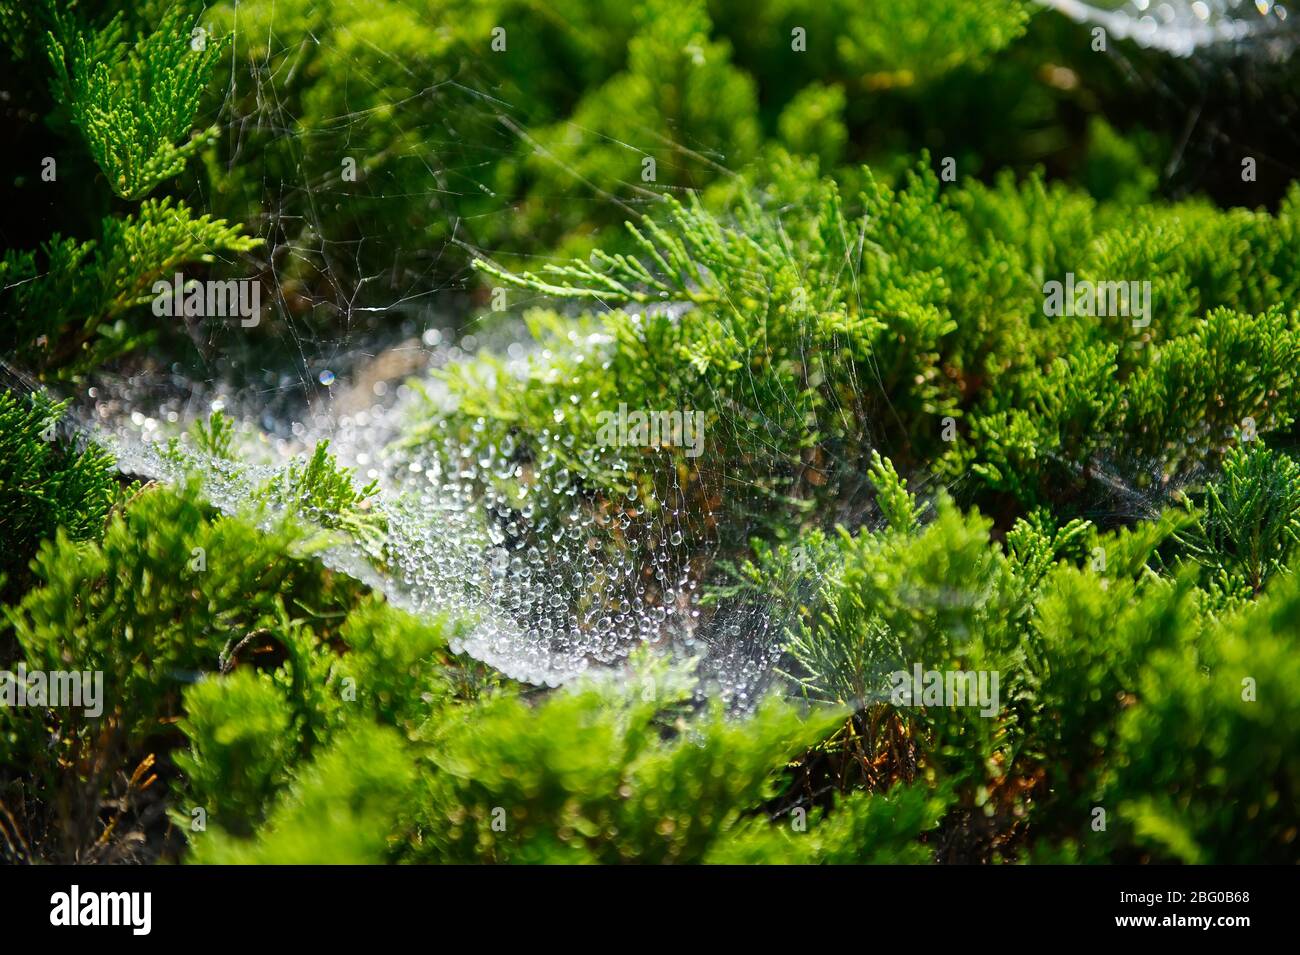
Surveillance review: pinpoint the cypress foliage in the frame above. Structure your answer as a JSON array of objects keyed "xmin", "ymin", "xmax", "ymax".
[{"xmin": 1, "ymin": 0, "xmax": 1298, "ymax": 865}]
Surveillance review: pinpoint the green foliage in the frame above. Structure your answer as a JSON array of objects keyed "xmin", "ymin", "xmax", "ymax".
[
  {"xmin": 177, "ymin": 651, "xmax": 860, "ymax": 865},
  {"xmin": 159, "ymin": 421, "xmax": 391, "ymax": 569},
  {"xmin": 783, "ymin": 496, "xmax": 1023, "ymax": 796},
  {"xmin": 173, "ymin": 670, "xmax": 297, "ymax": 838},
  {"xmin": 455, "ymin": 158, "xmax": 878, "ymax": 541},
  {"xmin": 1015, "ymin": 569, "xmax": 1200, "ymax": 839},
  {"xmin": 960, "ymin": 301, "xmax": 1300, "ymax": 511},
  {"xmin": 0, "ymin": 198, "xmax": 259, "ymax": 377},
  {"xmin": 186, "ymin": 0, "xmax": 1093, "ymax": 314},
  {"xmin": 0, "ymin": 390, "xmax": 116, "ymax": 598},
  {"xmin": 44, "ymin": 3, "xmax": 224, "ymax": 200},
  {"xmin": 191, "ymin": 409, "xmax": 237, "ymax": 460},
  {"xmin": 867, "ymin": 450, "xmax": 924, "ymax": 534},
  {"xmin": 6, "ymin": 0, "xmax": 1300, "ymax": 868},
  {"xmin": 0, "ymin": 483, "xmax": 361, "ymax": 861},
  {"xmin": 3, "ymin": 484, "xmax": 352, "ymax": 739},
  {"xmin": 1003, "ymin": 508, "xmax": 1093, "ymax": 591},
  {"xmin": 459, "ymin": 154, "xmax": 1300, "ymax": 550},
  {"xmin": 1182, "ymin": 442, "xmax": 1300, "ymax": 597},
  {"xmin": 407, "ymin": 677, "xmax": 846, "ymax": 864},
  {"xmin": 707, "ymin": 784, "xmax": 948, "ymax": 864},
  {"xmin": 201, "ymin": 0, "xmax": 644, "ymax": 296},
  {"xmin": 0, "ymin": 0, "xmax": 256, "ymax": 380},
  {"xmin": 753, "ymin": 484, "xmax": 1300, "ymax": 862},
  {"xmin": 188, "ymin": 723, "xmax": 417, "ymax": 864},
  {"xmin": 171, "ymin": 593, "xmax": 476, "ymax": 858},
  {"xmin": 832, "ymin": 0, "xmax": 1032, "ymax": 82},
  {"xmin": 332, "ymin": 597, "xmax": 464, "ymax": 732},
  {"xmin": 1103, "ymin": 574, "xmax": 1300, "ymax": 864},
  {"xmin": 259, "ymin": 441, "xmax": 387, "ymax": 556},
  {"xmin": 520, "ymin": 0, "xmax": 761, "ymax": 246},
  {"xmin": 0, "ymin": 0, "xmax": 39, "ymax": 59},
  {"xmin": 777, "ymin": 82, "xmax": 847, "ymax": 170},
  {"xmin": 1082, "ymin": 116, "xmax": 1159, "ymax": 205},
  {"xmin": 757, "ymin": 460, "xmax": 1299, "ymax": 861},
  {"xmin": 0, "ymin": 470, "xmax": 479, "ymax": 862}
]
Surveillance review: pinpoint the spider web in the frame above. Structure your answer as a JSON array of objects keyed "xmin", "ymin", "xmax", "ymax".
[{"xmin": 63, "ymin": 0, "xmax": 1300, "ymax": 700}]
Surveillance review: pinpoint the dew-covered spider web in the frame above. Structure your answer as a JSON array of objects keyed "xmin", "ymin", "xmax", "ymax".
[
  {"xmin": 49, "ymin": 1, "xmax": 1300, "ymax": 700},
  {"xmin": 1039, "ymin": 0, "xmax": 1294, "ymax": 57}
]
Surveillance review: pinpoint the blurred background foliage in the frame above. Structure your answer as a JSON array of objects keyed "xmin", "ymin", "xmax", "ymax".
[{"xmin": 5, "ymin": 0, "xmax": 1300, "ymax": 357}]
